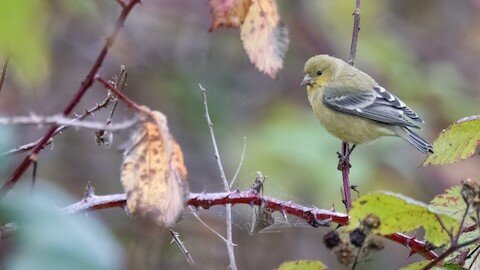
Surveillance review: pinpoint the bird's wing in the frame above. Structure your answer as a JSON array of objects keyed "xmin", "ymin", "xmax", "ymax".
[{"xmin": 323, "ymin": 85, "xmax": 423, "ymax": 128}]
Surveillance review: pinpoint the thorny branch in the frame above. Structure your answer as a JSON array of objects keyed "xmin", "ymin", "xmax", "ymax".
[
  {"xmin": 199, "ymin": 83, "xmax": 238, "ymax": 270},
  {"xmin": 0, "ymin": 114, "xmax": 140, "ymax": 131},
  {"xmin": 0, "ymin": 95, "xmax": 111, "ymax": 157},
  {"xmin": 340, "ymin": 0, "xmax": 362, "ymax": 213},
  {"xmin": 0, "ymin": 0, "xmax": 141, "ymax": 200},
  {"xmin": 170, "ymin": 230, "xmax": 195, "ymax": 265},
  {"xmin": 58, "ymin": 189, "xmax": 438, "ymax": 260},
  {"xmin": 96, "ymin": 66, "xmax": 128, "ymax": 146},
  {"xmin": 95, "ymin": 76, "xmax": 145, "ymax": 114}
]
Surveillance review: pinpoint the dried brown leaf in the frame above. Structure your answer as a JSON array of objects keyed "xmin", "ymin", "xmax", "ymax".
[
  {"xmin": 121, "ymin": 108, "xmax": 188, "ymax": 227},
  {"xmin": 240, "ymin": 0, "xmax": 289, "ymax": 79},
  {"xmin": 209, "ymin": 0, "xmax": 251, "ymax": 31}
]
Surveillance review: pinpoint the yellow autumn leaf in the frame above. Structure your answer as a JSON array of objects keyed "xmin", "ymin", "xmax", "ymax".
[
  {"xmin": 121, "ymin": 108, "xmax": 189, "ymax": 227},
  {"xmin": 423, "ymin": 115, "xmax": 480, "ymax": 166},
  {"xmin": 209, "ymin": 0, "xmax": 251, "ymax": 31},
  {"xmin": 240, "ymin": 0, "xmax": 289, "ymax": 79}
]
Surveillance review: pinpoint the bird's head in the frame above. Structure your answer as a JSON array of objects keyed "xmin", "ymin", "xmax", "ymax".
[{"xmin": 301, "ymin": 55, "xmax": 341, "ymax": 90}]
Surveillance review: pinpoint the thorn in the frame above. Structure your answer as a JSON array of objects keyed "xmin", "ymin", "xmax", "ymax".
[
  {"xmin": 83, "ymin": 181, "xmax": 95, "ymax": 200},
  {"xmin": 123, "ymin": 205, "xmax": 130, "ymax": 216},
  {"xmin": 408, "ymin": 249, "xmax": 416, "ymax": 258}
]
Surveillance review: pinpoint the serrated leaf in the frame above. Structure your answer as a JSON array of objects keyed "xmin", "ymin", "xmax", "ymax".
[
  {"xmin": 401, "ymin": 261, "xmax": 460, "ymax": 270},
  {"xmin": 430, "ymin": 185, "xmax": 473, "ymax": 226},
  {"xmin": 0, "ymin": 0, "xmax": 50, "ymax": 87},
  {"xmin": 240, "ymin": 0, "xmax": 289, "ymax": 79},
  {"xmin": 423, "ymin": 116, "xmax": 480, "ymax": 166},
  {"xmin": 349, "ymin": 192, "xmax": 459, "ymax": 246},
  {"xmin": 208, "ymin": 0, "xmax": 251, "ymax": 31},
  {"xmin": 121, "ymin": 108, "xmax": 189, "ymax": 227},
  {"xmin": 277, "ymin": 260, "xmax": 328, "ymax": 270}
]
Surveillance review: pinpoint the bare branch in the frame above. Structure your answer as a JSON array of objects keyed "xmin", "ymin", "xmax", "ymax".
[
  {"xmin": 188, "ymin": 206, "xmax": 229, "ymax": 243},
  {"xmin": 106, "ymin": 66, "xmax": 128, "ymax": 125},
  {"xmin": 199, "ymin": 83, "xmax": 238, "ymax": 270},
  {"xmin": 95, "ymin": 76, "xmax": 146, "ymax": 114},
  {"xmin": 338, "ymin": 0, "xmax": 362, "ymax": 213},
  {"xmin": 230, "ymin": 136, "xmax": 247, "ymax": 188},
  {"xmin": 348, "ymin": 0, "xmax": 362, "ymax": 66},
  {"xmin": 170, "ymin": 229, "xmax": 195, "ymax": 265},
  {"xmin": 1, "ymin": 96, "xmax": 111, "ymax": 157},
  {"xmin": 0, "ymin": 114, "xmax": 139, "ymax": 131}
]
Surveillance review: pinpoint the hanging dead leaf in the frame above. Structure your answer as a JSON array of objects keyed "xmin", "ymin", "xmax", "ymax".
[
  {"xmin": 240, "ymin": 0, "xmax": 289, "ymax": 79},
  {"xmin": 121, "ymin": 108, "xmax": 188, "ymax": 227},
  {"xmin": 209, "ymin": 0, "xmax": 251, "ymax": 31}
]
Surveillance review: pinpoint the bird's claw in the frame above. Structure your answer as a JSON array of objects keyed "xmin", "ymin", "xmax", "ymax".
[{"xmin": 337, "ymin": 152, "xmax": 352, "ymax": 170}]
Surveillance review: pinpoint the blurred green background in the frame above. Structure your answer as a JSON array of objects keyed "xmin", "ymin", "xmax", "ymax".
[{"xmin": 1, "ymin": 0, "xmax": 480, "ymax": 269}]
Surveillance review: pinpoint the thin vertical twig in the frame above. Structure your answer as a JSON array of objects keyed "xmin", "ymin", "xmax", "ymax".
[
  {"xmin": 230, "ymin": 136, "xmax": 247, "ymax": 188},
  {"xmin": 106, "ymin": 66, "xmax": 128, "ymax": 125},
  {"xmin": 0, "ymin": 56, "xmax": 9, "ymax": 95},
  {"xmin": 348, "ymin": 0, "xmax": 362, "ymax": 66},
  {"xmin": 199, "ymin": 83, "xmax": 238, "ymax": 270},
  {"xmin": 340, "ymin": 0, "xmax": 362, "ymax": 212}
]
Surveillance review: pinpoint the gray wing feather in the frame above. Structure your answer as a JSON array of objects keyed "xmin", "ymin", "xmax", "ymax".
[
  {"xmin": 323, "ymin": 85, "xmax": 423, "ymax": 128},
  {"xmin": 374, "ymin": 86, "xmax": 424, "ymax": 123}
]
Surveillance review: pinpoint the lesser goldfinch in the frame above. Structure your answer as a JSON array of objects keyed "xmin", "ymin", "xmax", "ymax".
[{"xmin": 302, "ymin": 55, "xmax": 432, "ymax": 155}]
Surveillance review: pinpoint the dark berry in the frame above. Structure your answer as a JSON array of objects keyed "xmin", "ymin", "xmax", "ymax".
[
  {"xmin": 323, "ymin": 230, "xmax": 341, "ymax": 249},
  {"xmin": 349, "ymin": 228, "xmax": 366, "ymax": 248}
]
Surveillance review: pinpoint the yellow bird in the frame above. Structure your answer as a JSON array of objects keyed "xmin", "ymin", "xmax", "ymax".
[{"xmin": 302, "ymin": 55, "xmax": 432, "ymax": 157}]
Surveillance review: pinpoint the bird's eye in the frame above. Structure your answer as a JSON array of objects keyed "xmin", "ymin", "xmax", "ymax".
[{"xmin": 317, "ymin": 70, "xmax": 323, "ymax": 76}]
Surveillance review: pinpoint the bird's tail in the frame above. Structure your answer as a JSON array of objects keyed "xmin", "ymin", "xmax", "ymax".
[{"xmin": 396, "ymin": 127, "xmax": 433, "ymax": 154}]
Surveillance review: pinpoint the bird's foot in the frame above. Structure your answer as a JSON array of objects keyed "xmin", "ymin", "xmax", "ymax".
[{"xmin": 336, "ymin": 151, "xmax": 352, "ymax": 171}]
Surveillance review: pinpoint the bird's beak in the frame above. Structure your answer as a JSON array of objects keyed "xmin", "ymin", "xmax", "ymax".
[{"xmin": 300, "ymin": 75, "xmax": 313, "ymax": 86}]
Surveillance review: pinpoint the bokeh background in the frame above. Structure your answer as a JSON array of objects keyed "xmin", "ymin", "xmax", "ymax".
[{"xmin": 1, "ymin": 0, "xmax": 480, "ymax": 269}]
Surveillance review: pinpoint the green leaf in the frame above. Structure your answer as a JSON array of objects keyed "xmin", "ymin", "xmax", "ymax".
[
  {"xmin": 277, "ymin": 260, "xmax": 328, "ymax": 270},
  {"xmin": 429, "ymin": 185, "xmax": 471, "ymax": 224},
  {"xmin": 1, "ymin": 183, "xmax": 122, "ymax": 270},
  {"xmin": 401, "ymin": 261, "xmax": 460, "ymax": 270},
  {"xmin": 0, "ymin": 0, "xmax": 50, "ymax": 87},
  {"xmin": 400, "ymin": 261, "xmax": 430, "ymax": 270},
  {"xmin": 349, "ymin": 192, "xmax": 459, "ymax": 246},
  {"xmin": 423, "ymin": 116, "xmax": 480, "ymax": 166}
]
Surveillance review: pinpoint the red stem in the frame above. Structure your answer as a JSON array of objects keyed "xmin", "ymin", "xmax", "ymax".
[
  {"xmin": 95, "ymin": 76, "xmax": 145, "ymax": 113},
  {"xmin": 0, "ymin": 0, "xmax": 140, "ymax": 200},
  {"xmin": 60, "ymin": 189, "xmax": 438, "ymax": 260},
  {"xmin": 340, "ymin": 0, "xmax": 362, "ymax": 212},
  {"xmin": 341, "ymin": 142, "xmax": 352, "ymax": 211}
]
